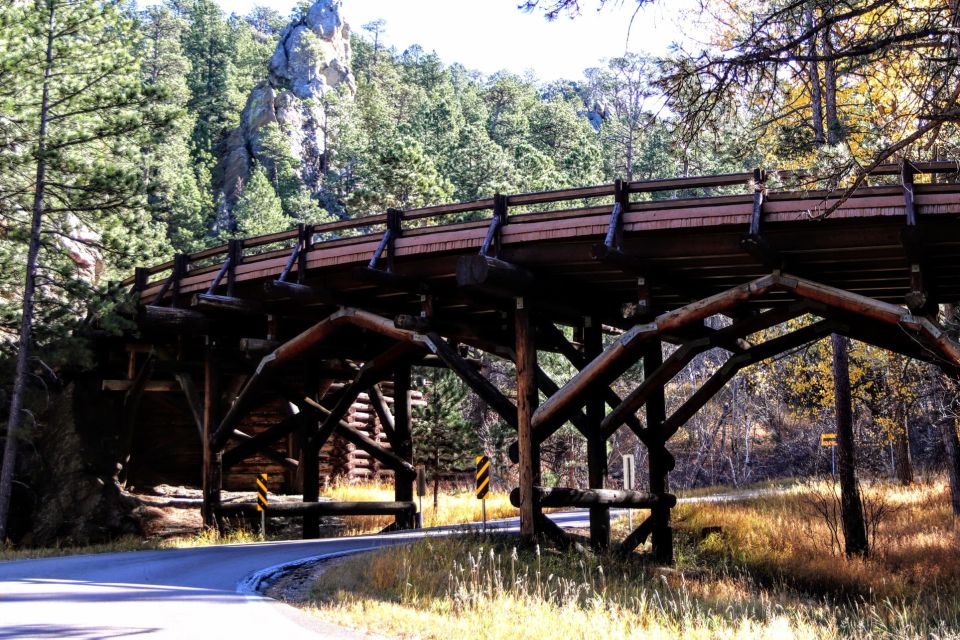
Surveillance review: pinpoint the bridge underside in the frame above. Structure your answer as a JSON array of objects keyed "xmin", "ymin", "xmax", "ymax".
[{"xmin": 112, "ymin": 164, "xmax": 960, "ymax": 558}]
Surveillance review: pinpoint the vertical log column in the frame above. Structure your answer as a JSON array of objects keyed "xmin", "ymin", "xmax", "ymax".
[
  {"xmin": 201, "ymin": 342, "xmax": 222, "ymax": 530},
  {"xmin": 300, "ymin": 419, "xmax": 321, "ymax": 539},
  {"xmin": 393, "ymin": 365, "xmax": 415, "ymax": 529},
  {"xmin": 584, "ymin": 320, "xmax": 609, "ymax": 549},
  {"xmin": 645, "ymin": 341, "xmax": 673, "ymax": 563},
  {"xmin": 516, "ymin": 298, "xmax": 540, "ymax": 539}
]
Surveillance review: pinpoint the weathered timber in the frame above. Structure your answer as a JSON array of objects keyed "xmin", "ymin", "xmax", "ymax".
[
  {"xmin": 601, "ymin": 303, "xmax": 811, "ymax": 438},
  {"xmin": 367, "ymin": 384, "xmax": 397, "ymax": 449},
  {"xmin": 539, "ymin": 322, "xmax": 647, "ymax": 438},
  {"xmin": 263, "ymin": 279, "xmax": 331, "ymax": 303},
  {"xmin": 221, "ymin": 413, "xmax": 301, "ymax": 469},
  {"xmin": 102, "ymin": 379, "xmax": 179, "ymax": 392},
  {"xmin": 660, "ymin": 319, "xmax": 841, "ymax": 440},
  {"xmin": 584, "ymin": 322, "xmax": 609, "ymax": 550},
  {"xmin": 457, "ymin": 254, "xmax": 535, "ymax": 293},
  {"xmin": 393, "ymin": 366, "xmax": 415, "ymax": 529},
  {"xmin": 218, "ymin": 500, "xmax": 417, "ymax": 517},
  {"xmin": 192, "ymin": 293, "xmax": 262, "ymax": 315},
  {"xmin": 202, "ymin": 347, "xmax": 222, "ymax": 529},
  {"xmin": 533, "ymin": 275, "xmax": 779, "ymax": 435},
  {"xmin": 620, "ymin": 514, "xmax": 656, "ymax": 554},
  {"xmin": 174, "ymin": 372, "xmax": 204, "ymax": 440},
  {"xmin": 516, "ymin": 300, "xmax": 539, "ymax": 538},
  {"xmin": 353, "ymin": 266, "xmax": 428, "ymax": 294},
  {"xmin": 425, "ymin": 332, "xmax": 518, "ymax": 430},
  {"xmin": 228, "ymin": 429, "xmax": 299, "ymax": 470},
  {"xmin": 295, "ymin": 396, "xmax": 415, "ymax": 476},
  {"xmin": 139, "ymin": 305, "xmax": 209, "ymax": 332},
  {"xmin": 509, "ymin": 486, "xmax": 677, "ymax": 509},
  {"xmin": 238, "ymin": 338, "xmax": 279, "ymax": 357},
  {"xmin": 644, "ymin": 341, "xmax": 672, "ymax": 563},
  {"xmin": 119, "ymin": 354, "xmax": 156, "ymax": 482},
  {"xmin": 213, "ymin": 308, "xmax": 425, "ymax": 450}
]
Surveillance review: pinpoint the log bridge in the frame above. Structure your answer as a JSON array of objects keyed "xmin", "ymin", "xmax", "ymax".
[{"xmin": 110, "ymin": 161, "xmax": 960, "ymax": 559}]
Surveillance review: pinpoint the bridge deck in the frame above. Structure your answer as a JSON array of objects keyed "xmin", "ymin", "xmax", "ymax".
[{"xmin": 132, "ymin": 166, "xmax": 960, "ymax": 330}]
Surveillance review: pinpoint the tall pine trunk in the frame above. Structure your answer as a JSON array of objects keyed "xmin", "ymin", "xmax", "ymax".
[
  {"xmin": 832, "ymin": 334, "xmax": 869, "ymax": 557},
  {"xmin": 806, "ymin": 5, "xmax": 826, "ymax": 145},
  {"xmin": 0, "ymin": 3, "xmax": 55, "ymax": 544}
]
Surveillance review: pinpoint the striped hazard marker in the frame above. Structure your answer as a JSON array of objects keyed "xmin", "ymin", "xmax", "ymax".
[
  {"xmin": 256, "ymin": 473, "xmax": 269, "ymax": 512},
  {"xmin": 475, "ymin": 455, "xmax": 490, "ymax": 500}
]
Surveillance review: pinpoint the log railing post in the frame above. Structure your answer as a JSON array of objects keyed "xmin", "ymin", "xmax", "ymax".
[
  {"xmin": 393, "ymin": 364, "xmax": 415, "ymax": 529},
  {"xmin": 644, "ymin": 340, "xmax": 673, "ymax": 563},
  {"xmin": 584, "ymin": 318, "xmax": 609, "ymax": 549},
  {"xmin": 516, "ymin": 297, "xmax": 540, "ymax": 539},
  {"xmin": 201, "ymin": 342, "xmax": 222, "ymax": 530}
]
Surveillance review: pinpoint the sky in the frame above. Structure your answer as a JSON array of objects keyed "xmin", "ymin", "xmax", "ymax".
[{"xmin": 184, "ymin": 0, "xmax": 698, "ymax": 81}]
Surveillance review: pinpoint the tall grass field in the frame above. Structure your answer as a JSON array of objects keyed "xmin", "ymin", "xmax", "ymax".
[{"xmin": 307, "ymin": 478, "xmax": 960, "ymax": 640}]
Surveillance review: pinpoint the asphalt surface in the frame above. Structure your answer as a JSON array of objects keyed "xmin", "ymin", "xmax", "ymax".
[
  {"xmin": 0, "ymin": 493, "xmax": 766, "ymax": 640},
  {"xmin": 0, "ymin": 510, "xmax": 606, "ymax": 640}
]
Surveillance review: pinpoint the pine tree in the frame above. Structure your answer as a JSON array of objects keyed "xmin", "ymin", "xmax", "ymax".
[
  {"xmin": 0, "ymin": 0, "xmax": 172, "ymax": 544},
  {"xmin": 413, "ymin": 368, "xmax": 478, "ymax": 508},
  {"xmin": 233, "ymin": 164, "xmax": 290, "ymax": 237}
]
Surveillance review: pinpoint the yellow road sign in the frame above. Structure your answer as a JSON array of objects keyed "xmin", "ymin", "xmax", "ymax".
[
  {"xmin": 820, "ymin": 433, "xmax": 838, "ymax": 447},
  {"xmin": 256, "ymin": 473, "xmax": 268, "ymax": 511},
  {"xmin": 475, "ymin": 455, "xmax": 490, "ymax": 499}
]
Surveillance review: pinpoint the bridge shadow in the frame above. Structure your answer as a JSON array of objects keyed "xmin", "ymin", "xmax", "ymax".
[{"xmin": 0, "ymin": 624, "xmax": 158, "ymax": 639}]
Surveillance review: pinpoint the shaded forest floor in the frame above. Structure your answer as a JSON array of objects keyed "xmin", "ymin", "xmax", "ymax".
[{"xmin": 302, "ymin": 478, "xmax": 960, "ymax": 640}]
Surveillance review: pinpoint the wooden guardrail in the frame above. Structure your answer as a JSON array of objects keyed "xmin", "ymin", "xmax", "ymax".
[{"xmin": 125, "ymin": 161, "xmax": 960, "ymax": 298}]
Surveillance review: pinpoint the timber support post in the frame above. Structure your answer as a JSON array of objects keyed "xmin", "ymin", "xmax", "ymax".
[
  {"xmin": 584, "ymin": 319, "xmax": 609, "ymax": 550},
  {"xmin": 645, "ymin": 341, "xmax": 673, "ymax": 563},
  {"xmin": 515, "ymin": 297, "xmax": 540, "ymax": 539},
  {"xmin": 300, "ymin": 406, "xmax": 321, "ymax": 539},
  {"xmin": 393, "ymin": 365, "xmax": 415, "ymax": 529},
  {"xmin": 201, "ymin": 342, "xmax": 222, "ymax": 530}
]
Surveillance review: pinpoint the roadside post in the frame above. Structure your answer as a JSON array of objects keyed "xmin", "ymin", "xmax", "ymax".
[
  {"xmin": 622, "ymin": 453, "xmax": 635, "ymax": 531},
  {"xmin": 820, "ymin": 433, "xmax": 837, "ymax": 477},
  {"xmin": 476, "ymin": 455, "xmax": 490, "ymax": 533},
  {"xmin": 256, "ymin": 473, "xmax": 268, "ymax": 538},
  {"xmin": 416, "ymin": 465, "xmax": 426, "ymax": 528}
]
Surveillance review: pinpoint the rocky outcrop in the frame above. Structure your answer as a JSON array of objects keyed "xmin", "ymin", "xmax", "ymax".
[{"xmin": 217, "ymin": 0, "xmax": 356, "ymax": 209}]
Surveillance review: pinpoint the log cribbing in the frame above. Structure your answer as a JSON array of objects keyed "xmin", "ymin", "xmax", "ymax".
[
  {"xmin": 533, "ymin": 274, "xmax": 779, "ymax": 435},
  {"xmin": 509, "ymin": 487, "xmax": 677, "ymax": 509},
  {"xmin": 213, "ymin": 308, "xmax": 427, "ymax": 450},
  {"xmin": 218, "ymin": 500, "xmax": 416, "ymax": 517}
]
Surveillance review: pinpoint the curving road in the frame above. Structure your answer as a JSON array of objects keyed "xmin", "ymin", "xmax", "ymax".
[
  {"xmin": 0, "ymin": 493, "xmax": 765, "ymax": 640},
  {"xmin": 0, "ymin": 511, "xmax": 606, "ymax": 640}
]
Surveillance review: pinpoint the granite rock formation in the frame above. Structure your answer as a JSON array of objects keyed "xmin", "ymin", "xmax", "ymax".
[{"xmin": 218, "ymin": 0, "xmax": 356, "ymax": 209}]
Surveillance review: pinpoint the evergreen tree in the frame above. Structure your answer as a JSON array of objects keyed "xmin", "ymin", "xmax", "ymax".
[
  {"xmin": 413, "ymin": 368, "xmax": 479, "ymax": 508},
  {"xmin": 140, "ymin": 4, "xmax": 211, "ymax": 252},
  {"xmin": 233, "ymin": 164, "xmax": 289, "ymax": 237},
  {"xmin": 0, "ymin": 0, "xmax": 172, "ymax": 544}
]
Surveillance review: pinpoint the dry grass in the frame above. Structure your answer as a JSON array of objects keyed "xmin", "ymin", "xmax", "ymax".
[
  {"xmin": 305, "ymin": 478, "xmax": 960, "ymax": 640},
  {"xmin": 324, "ymin": 482, "xmax": 517, "ymax": 534},
  {"xmin": 675, "ymin": 477, "xmax": 960, "ymax": 601}
]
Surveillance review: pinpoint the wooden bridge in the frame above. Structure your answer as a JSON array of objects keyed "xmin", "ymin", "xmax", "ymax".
[{"xmin": 114, "ymin": 161, "xmax": 960, "ymax": 559}]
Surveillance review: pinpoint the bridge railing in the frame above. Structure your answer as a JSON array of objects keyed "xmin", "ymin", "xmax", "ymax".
[{"xmin": 125, "ymin": 160, "xmax": 960, "ymax": 300}]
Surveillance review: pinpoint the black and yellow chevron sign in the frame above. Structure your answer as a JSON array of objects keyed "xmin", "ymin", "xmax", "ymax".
[
  {"xmin": 256, "ymin": 473, "xmax": 268, "ymax": 512},
  {"xmin": 475, "ymin": 455, "xmax": 490, "ymax": 500}
]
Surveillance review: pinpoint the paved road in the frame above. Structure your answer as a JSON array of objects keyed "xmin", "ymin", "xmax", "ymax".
[
  {"xmin": 0, "ymin": 510, "xmax": 607, "ymax": 640},
  {"xmin": 0, "ymin": 493, "xmax": 771, "ymax": 640}
]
